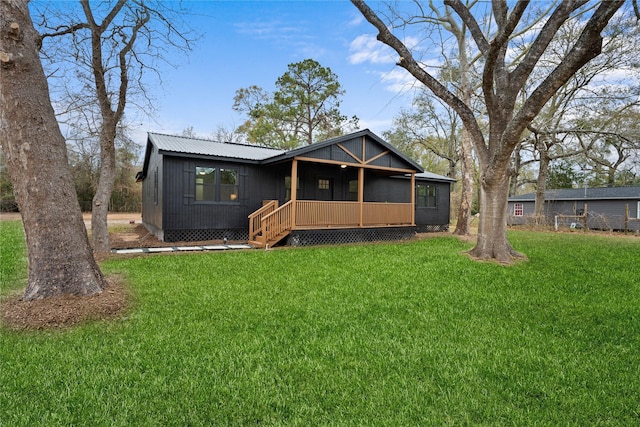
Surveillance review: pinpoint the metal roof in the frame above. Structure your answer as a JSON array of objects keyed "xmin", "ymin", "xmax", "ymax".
[
  {"xmin": 509, "ymin": 186, "xmax": 640, "ymax": 201},
  {"xmin": 148, "ymin": 133, "xmax": 285, "ymax": 161},
  {"xmin": 140, "ymin": 130, "xmax": 456, "ymax": 182},
  {"xmin": 415, "ymin": 171, "xmax": 456, "ymax": 182}
]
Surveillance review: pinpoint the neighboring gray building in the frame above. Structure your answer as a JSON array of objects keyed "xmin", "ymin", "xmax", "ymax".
[
  {"xmin": 137, "ymin": 129, "xmax": 455, "ymax": 246},
  {"xmin": 508, "ymin": 187, "xmax": 640, "ymax": 231}
]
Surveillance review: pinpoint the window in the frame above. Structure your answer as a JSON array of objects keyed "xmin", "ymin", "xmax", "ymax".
[
  {"xmin": 637, "ymin": 201, "xmax": 640, "ymax": 219},
  {"xmin": 348, "ymin": 180, "xmax": 358, "ymax": 201},
  {"xmin": 284, "ymin": 176, "xmax": 299, "ymax": 201},
  {"xmin": 195, "ymin": 167, "xmax": 239, "ymax": 202},
  {"xmin": 416, "ymin": 184, "xmax": 437, "ymax": 207},
  {"xmin": 318, "ymin": 179, "xmax": 330, "ymax": 190},
  {"xmin": 153, "ymin": 167, "xmax": 158, "ymax": 205},
  {"xmin": 514, "ymin": 203, "xmax": 524, "ymax": 217},
  {"xmin": 220, "ymin": 169, "xmax": 239, "ymax": 201},
  {"xmin": 195, "ymin": 167, "xmax": 216, "ymax": 201}
]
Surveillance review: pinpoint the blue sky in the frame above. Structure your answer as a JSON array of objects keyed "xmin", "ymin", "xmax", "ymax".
[{"xmin": 139, "ymin": 1, "xmax": 418, "ymax": 141}]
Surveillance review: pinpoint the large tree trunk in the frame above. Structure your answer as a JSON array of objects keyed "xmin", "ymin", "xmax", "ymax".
[
  {"xmin": 468, "ymin": 171, "xmax": 525, "ymax": 263},
  {"xmin": 0, "ymin": 0, "xmax": 106, "ymax": 300},
  {"xmin": 452, "ymin": 28, "xmax": 474, "ymax": 237},
  {"xmin": 91, "ymin": 128, "xmax": 117, "ymax": 253},
  {"xmin": 453, "ymin": 128, "xmax": 474, "ymax": 235}
]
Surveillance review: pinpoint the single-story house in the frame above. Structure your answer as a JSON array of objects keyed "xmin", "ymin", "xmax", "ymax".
[
  {"xmin": 508, "ymin": 186, "xmax": 640, "ymax": 231},
  {"xmin": 137, "ymin": 129, "xmax": 455, "ymax": 247}
]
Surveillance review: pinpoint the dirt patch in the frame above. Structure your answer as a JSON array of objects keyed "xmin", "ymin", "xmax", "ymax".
[
  {"xmin": 109, "ymin": 223, "xmax": 245, "ymax": 249},
  {"xmin": 1, "ymin": 276, "xmax": 131, "ymax": 331}
]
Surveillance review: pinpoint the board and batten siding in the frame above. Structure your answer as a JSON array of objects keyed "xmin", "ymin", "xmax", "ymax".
[
  {"xmin": 161, "ymin": 156, "xmax": 279, "ymax": 233},
  {"xmin": 414, "ymin": 180, "xmax": 452, "ymax": 229},
  {"xmin": 141, "ymin": 145, "xmax": 163, "ymax": 233}
]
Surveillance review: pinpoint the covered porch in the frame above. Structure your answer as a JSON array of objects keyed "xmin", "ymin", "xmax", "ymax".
[{"xmin": 249, "ymin": 133, "xmax": 419, "ymax": 247}]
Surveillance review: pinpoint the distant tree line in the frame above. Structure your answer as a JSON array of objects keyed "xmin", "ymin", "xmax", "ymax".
[{"xmin": 0, "ymin": 134, "xmax": 142, "ymax": 213}]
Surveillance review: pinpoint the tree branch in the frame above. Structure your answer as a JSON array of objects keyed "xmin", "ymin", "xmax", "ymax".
[
  {"xmin": 351, "ymin": 0, "xmax": 489, "ymax": 164},
  {"xmin": 443, "ymin": 0, "xmax": 490, "ymax": 54},
  {"xmin": 504, "ymin": 0, "xmax": 625, "ymax": 150}
]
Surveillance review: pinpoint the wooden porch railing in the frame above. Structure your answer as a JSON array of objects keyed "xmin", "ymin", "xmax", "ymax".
[
  {"xmin": 260, "ymin": 200, "xmax": 293, "ymax": 247},
  {"xmin": 296, "ymin": 201, "xmax": 360, "ymax": 227},
  {"xmin": 249, "ymin": 200, "xmax": 413, "ymax": 247},
  {"xmin": 248, "ymin": 200, "xmax": 278, "ymax": 242},
  {"xmin": 362, "ymin": 202, "xmax": 413, "ymax": 225},
  {"xmin": 296, "ymin": 201, "xmax": 413, "ymax": 227}
]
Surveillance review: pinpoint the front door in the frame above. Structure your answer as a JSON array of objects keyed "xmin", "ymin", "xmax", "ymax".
[{"xmin": 316, "ymin": 177, "xmax": 333, "ymax": 201}]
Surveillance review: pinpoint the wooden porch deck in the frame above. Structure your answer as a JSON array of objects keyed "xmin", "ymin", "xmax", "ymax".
[{"xmin": 249, "ymin": 200, "xmax": 414, "ymax": 248}]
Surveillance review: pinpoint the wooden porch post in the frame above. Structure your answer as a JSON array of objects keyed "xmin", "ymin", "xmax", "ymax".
[
  {"xmin": 358, "ymin": 166, "xmax": 364, "ymax": 227},
  {"xmin": 410, "ymin": 172, "xmax": 415, "ymax": 225},
  {"xmin": 291, "ymin": 159, "xmax": 298, "ymax": 229}
]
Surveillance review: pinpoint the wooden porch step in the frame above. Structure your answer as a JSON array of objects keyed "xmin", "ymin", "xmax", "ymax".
[
  {"xmin": 249, "ymin": 230, "xmax": 291, "ymax": 249},
  {"xmin": 249, "ymin": 240, "xmax": 265, "ymax": 248}
]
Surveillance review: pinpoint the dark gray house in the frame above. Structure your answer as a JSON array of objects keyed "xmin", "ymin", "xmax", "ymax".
[
  {"xmin": 508, "ymin": 187, "xmax": 640, "ymax": 231},
  {"xmin": 137, "ymin": 129, "xmax": 455, "ymax": 246}
]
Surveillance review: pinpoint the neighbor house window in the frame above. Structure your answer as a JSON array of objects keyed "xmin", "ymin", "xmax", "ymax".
[
  {"xmin": 637, "ymin": 201, "xmax": 640, "ymax": 219},
  {"xmin": 416, "ymin": 184, "xmax": 437, "ymax": 207},
  {"xmin": 318, "ymin": 178, "xmax": 330, "ymax": 190},
  {"xmin": 195, "ymin": 167, "xmax": 239, "ymax": 202},
  {"xmin": 514, "ymin": 203, "xmax": 524, "ymax": 217}
]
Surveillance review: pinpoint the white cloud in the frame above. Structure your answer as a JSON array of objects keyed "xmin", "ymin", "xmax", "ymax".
[
  {"xmin": 348, "ymin": 34, "xmax": 396, "ymax": 65},
  {"xmin": 347, "ymin": 13, "xmax": 364, "ymax": 27},
  {"xmin": 379, "ymin": 68, "xmax": 423, "ymax": 95},
  {"xmin": 348, "ymin": 34, "xmax": 425, "ymax": 65}
]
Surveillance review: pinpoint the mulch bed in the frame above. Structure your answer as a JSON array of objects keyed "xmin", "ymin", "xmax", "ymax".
[{"xmin": 1, "ymin": 276, "xmax": 130, "ymax": 331}]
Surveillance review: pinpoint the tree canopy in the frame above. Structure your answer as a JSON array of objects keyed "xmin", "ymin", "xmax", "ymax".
[
  {"xmin": 233, "ymin": 59, "xmax": 358, "ymax": 149},
  {"xmin": 352, "ymin": 0, "xmax": 627, "ymax": 262}
]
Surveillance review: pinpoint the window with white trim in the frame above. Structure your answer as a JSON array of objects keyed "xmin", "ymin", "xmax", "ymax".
[
  {"xmin": 514, "ymin": 203, "xmax": 524, "ymax": 217},
  {"xmin": 637, "ymin": 201, "xmax": 640, "ymax": 219}
]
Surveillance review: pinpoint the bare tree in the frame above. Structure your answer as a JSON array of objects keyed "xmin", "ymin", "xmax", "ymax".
[
  {"xmin": 352, "ymin": 0, "xmax": 625, "ymax": 262},
  {"xmin": 211, "ymin": 124, "xmax": 244, "ymax": 143},
  {"xmin": 34, "ymin": 0, "xmax": 194, "ymax": 253},
  {"xmin": 384, "ymin": 93, "xmax": 462, "ymax": 178},
  {"xmin": 0, "ymin": 0, "xmax": 106, "ymax": 300},
  {"xmin": 517, "ymin": 10, "xmax": 640, "ymax": 218}
]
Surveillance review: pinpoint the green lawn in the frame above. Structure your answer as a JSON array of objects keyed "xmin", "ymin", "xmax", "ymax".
[{"xmin": 2, "ymin": 220, "xmax": 639, "ymax": 425}]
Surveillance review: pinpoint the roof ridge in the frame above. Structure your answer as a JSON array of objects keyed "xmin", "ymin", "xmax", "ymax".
[{"xmin": 147, "ymin": 132, "xmax": 283, "ymax": 151}]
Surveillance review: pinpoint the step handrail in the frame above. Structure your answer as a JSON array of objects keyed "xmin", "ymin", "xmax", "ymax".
[
  {"xmin": 248, "ymin": 200, "xmax": 278, "ymax": 242},
  {"xmin": 260, "ymin": 200, "xmax": 293, "ymax": 246}
]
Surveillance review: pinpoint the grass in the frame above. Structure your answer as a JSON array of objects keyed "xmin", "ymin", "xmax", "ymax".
[{"xmin": 1, "ymin": 221, "xmax": 640, "ymax": 425}]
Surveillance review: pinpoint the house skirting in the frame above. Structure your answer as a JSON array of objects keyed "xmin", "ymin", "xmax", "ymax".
[
  {"xmin": 416, "ymin": 224, "xmax": 449, "ymax": 233},
  {"xmin": 285, "ymin": 226, "xmax": 417, "ymax": 247},
  {"xmin": 144, "ymin": 224, "xmax": 249, "ymax": 242}
]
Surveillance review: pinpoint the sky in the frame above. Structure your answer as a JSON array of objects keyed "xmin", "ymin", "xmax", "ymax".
[{"xmin": 133, "ymin": 1, "xmax": 418, "ymax": 143}]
